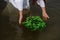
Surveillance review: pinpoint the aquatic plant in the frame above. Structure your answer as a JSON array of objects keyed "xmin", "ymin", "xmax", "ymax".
[{"xmin": 22, "ymin": 16, "xmax": 46, "ymax": 31}]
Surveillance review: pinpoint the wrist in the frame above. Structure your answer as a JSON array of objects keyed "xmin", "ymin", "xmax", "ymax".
[{"xmin": 41, "ymin": 7, "xmax": 46, "ymax": 14}]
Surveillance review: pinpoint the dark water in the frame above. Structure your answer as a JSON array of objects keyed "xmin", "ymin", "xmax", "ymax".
[{"xmin": 0, "ymin": 0, "xmax": 60, "ymax": 40}]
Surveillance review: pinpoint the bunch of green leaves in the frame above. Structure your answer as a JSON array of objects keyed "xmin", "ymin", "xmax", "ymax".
[{"xmin": 22, "ymin": 16, "xmax": 46, "ymax": 31}]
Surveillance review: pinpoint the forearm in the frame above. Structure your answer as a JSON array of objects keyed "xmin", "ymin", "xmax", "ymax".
[
  {"xmin": 19, "ymin": 10, "xmax": 23, "ymax": 24},
  {"xmin": 41, "ymin": 7, "xmax": 46, "ymax": 14},
  {"xmin": 40, "ymin": 0, "xmax": 46, "ymax": 13}
]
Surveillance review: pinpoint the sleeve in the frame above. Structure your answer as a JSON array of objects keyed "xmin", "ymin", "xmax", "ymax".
[
  {"xmin": 9, "ymin": 0, "xmax": 23, "ymax": 11},
  {"xmin": 37, "ymin": 0, "xmax": 45, "ymax": 7}
]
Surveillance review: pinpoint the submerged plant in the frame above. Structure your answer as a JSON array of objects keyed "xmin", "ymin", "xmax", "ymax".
[{"xmin": 22, "ymin": 16, "xmax": 46, "ymax": 31}]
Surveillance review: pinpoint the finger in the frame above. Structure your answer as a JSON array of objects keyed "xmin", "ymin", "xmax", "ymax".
[
  {"xmin": 48, "ymin": 17, "xmax": 50, "ymax": 19},
  {"xmin": 42, "ymin": 16, "xmax": 48, "ymax": 21}
]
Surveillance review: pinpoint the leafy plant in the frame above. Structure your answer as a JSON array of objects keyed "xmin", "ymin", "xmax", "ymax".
[{"xmin": 22, "ymin": 16, "xmax": 46, "ymax": 31}]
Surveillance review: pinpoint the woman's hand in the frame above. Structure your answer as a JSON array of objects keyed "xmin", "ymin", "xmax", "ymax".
[
  {"xmin": 41, "ymin": 7, "xmax": 49, "ymax": 21},
  {"xmin": 42, "ymin": 12, "xmax": 49, "ymax": 21}
]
